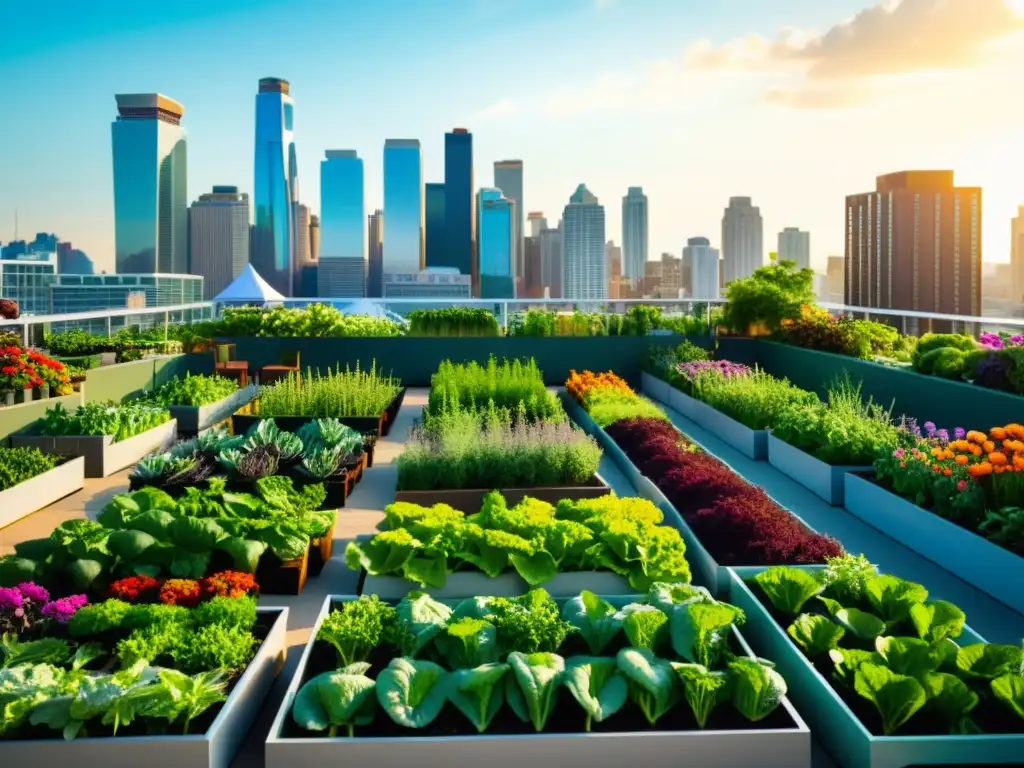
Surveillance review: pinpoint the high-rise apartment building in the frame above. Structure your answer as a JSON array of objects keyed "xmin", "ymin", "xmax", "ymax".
[
  {"xmin": 521, "ymin": 212, "xmax": 547, "ymax": 298},
  {"xmin": 319, "ymin": 150, "xmax": 365, "ymax": 298},
  {"xmin": 425, "ymin": 183, "xmax": 446, "ymax": 268},
  {"xmin": 1012, "ymin": 207, "xmax": 1024, "ymax": 306},
  {"xmin": 189, "ymin": 186, "xmax": 250, "ymax": 300},
  {"xmin": 295, "ymin": 204, "xmax": 312, "ymax": 266},
  {"xmin": 845, "ymin": 171, "xmax": 982, "ymax": 335},
  {"xmin": 367, "ymin": 209, "xmax": 384, "ymax": 298},
  {"xmin": 606, "ymin": 241, "xmax": 622, "ymax": 299},
  {"xmin": 309, "ymin": 215, "xmax": 320, "ymax": 262},
  {"xmin": 622, "ymin": 187, "xmax": 648, "ymax": 286},
  {"xmin": 383, "ymin": 139, "xmax": 424, "ymax": 275},
  {"xmin": 111, "ymin": 93, "xmax": 188, "ymax": 274},
  {"xmin": 252, "ymin": 77, "xmax": 299, "ymax": 296},
  {"xmin": 540, "ymin": 222, "xmax": 562, "ymax": 299},
  {"xmin": 778, "ymin": 227, "xmax": 811, "ymax": 270},
  {"xmin": 658, "ymin": 252, "xmax": 682, "ymax": 298},
  {"xmin": 826, "ymin": 255, "xmax": 845, "ymax": 303},
  {"xmin": 444, "ymin": 129, "xmax": 474, "ymax": 278},
  {"xmin": 476, "ymin": 188, "xmax": 516, "ymax": 299},
  {"xmin": 494, "ymin": 160, "xmax": 524, "ymax": 287},
  {"xmin": 721, "ymin": 197, "xmax": 763, "ymax": 284},
  {"xmin": 562, "ymin": 185, "xmax": 606, "ymax": 300},
  {"xmin": 683, "ymin": 237, "xmax": 720, "ymax": 299}
]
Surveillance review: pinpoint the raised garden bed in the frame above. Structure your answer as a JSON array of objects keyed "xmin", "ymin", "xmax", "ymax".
[
  {"xmin": 767, "ymin": 434, "xmax": 870, "ymax": 506},
  {"xmin": 233, "ymin": 387, "xmax": 407, "ymax": 439},
  {"xmin": 844, "ymin": 472, "xmax": 1024, "ymax": 615},
  {"xmin": 308, "ymin": 534, "xmax": 335, "ymax": 577},
  {"xmin": 168, "ymin": 384, "xmax": 258, "ymax": 434},
  {"xmin": 360, "ymin": 566, "xmax": 632, "ymax": 600},
  {"xmin": 0, "ymin": 455, "xmax": 85, "ymax": 529},
  {"xmin": 11, "ymin": 419, "xmax": 178, "ymax": 477},
  {"xmin": 393, "ymin": 474, "xmax": 611, "ymax": 511},
  {"xmin": 256, "ymin": 546, "xmax": 310, "ymax": 595},
  {"xmin": 0, "ymin": 606, "xmax": 289, "ymax": 768}
]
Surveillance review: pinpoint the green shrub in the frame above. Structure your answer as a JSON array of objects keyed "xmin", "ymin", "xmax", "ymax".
[
  {"xmin": 692, "ymin": 368, "xmax": 818, "ymax": 430},
  {"xmin": 0, "ymin": 446, "xmax": 59, "ymax": 492},
  {"xmin": 585, "ymin": 389, "xmax": 669, "ymax": 428},
  {"xmin": 146, "ymin": 373, "xmax": 239, "ymax": 407},
  {"xmin": 930, "ymin": 348, "xmax": 968, "ymax": 379},
  {"xmin": 911, "ymin": 333, "xmax": 976, "ymax": 371},
  {"xmin": 1000, "ymin": 347, "xmax": 1024, "ymax": 394},
  {"xmin": 254, "ymin": 362, "xmax": 401, "ymax": 419},
  {"xmin": 961, "ymin": 348, "xmax": 993, "ymax": 380},
  {"xmin": 408, "ymin": 307, "xmax": 499, "ymax": 337},
  {"xmin": 720, "ymin": 261, "xmax": 815, "ymax": 334},
  {"xmin": 426, "ymin": 357, "xmax": 562, "ymax": 422}
]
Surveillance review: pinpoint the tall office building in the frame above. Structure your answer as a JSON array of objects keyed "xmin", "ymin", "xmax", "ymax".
[
  {"xmin": 845, "ymin": 171, "xmax": 982, "ymax": 334},
  {"xmin": 444, "ymin": 129, "xmax": 474, "ymax": 278},
  {"xmin": 367, "ymin": 209, "xmax": 384, "ymax": 298},
  {"xmin": 562, "ymin": 185, "xmax": 606, "ymax": 300},
  {"xmin": 494, "ymin": 160, "xmax": 524, "ymax": 287},
  {"xmin": 111, "ymin": 93, "xmax": 188, "ymax": 274},
  {"xmin": 425, "ymin": 183, "xmax": 446, "ymax": 268},
  {"xmin": 1012, "ymin": 207, "xmax": 1024, "ymax": 306},
  {"xmin": 521, "ymin": 212, "xmax": 547, "ymax": 297},
  {"xmin": 189, "ymin": 186, "xmax": 250, "ymax": 300},
  {"xmin": 383, "ymin": 139, "xmax": 424, "ymax": 275},
  {"xmin": 778, "ymin": 227, "xmax": 811, "ymax": 270},
  {"xmin": 309, "ymin": 215, "xmax": 320, "ymax": 262},
  {"xmin": 658, "ymin": 252, "xmax": 682, "ymax": 298},
  {"xmin": 319, "ymin": 150, "xmax": 366, "ymax": 298},
  {"xmin": 826, "ymin": 255, "xmax": 845, "ymax": 302},
  {"xmin": 540, "ymin": 222, "xmax": 562, "ymax": 298},
  {"xmin": 252, "ymin": 77, "xmax": 299, "ymax": 297},
  {"xmin": 606, "ymin": 241, "xmax": 622, "ymax": 299},
  {"xmin": 622, "ymin": 187, "xmax": 648, "ymax": 286},
  {"xmin": 477, "ymin": 188, "xmax": 516, "ymax": 299},
  {"xmin": 296, "ymin": 204, "xmax": 312, "ymax": 266},
  {"xmin": 721, "ymin": 197, "xmax": 763, "ymax": 284},
  {"xmin": 683, "ymin": 237, "xmax": 720, "ymax": 299}
]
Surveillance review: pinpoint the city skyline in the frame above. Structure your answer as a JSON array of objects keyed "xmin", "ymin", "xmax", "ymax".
[{"xmin": 2, "ymin": 0, "xmax": 1022, "ymax": 276}]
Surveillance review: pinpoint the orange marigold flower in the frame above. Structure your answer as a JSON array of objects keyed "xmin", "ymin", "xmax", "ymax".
[
  {"xmin": 983, "ymin": 441, "xmax": 996, "ymax": 453},
  {"xmin": 968, "ymin": 462, "xmax": 993, "ymax": 477},
  {"xmin": 1006, "ymin": 423, "xmax": 1024, "ymax": 439},
  {"xmin": 955, "ymin": 455, "xmax": 969, "ymax": 465},
  {"xmin": 990, "ymin": 427, "xmax": 1008, "ymax": 440},
  {"xmin": 930, "ymin": 447, "xmax": 943, "ymax": 458},
  {"xmin": 971, "ymin": 445, "xmax": 984, "ymax": 457},
  {"xmin": 967, "ymin": 430, "xmax": 987, "ymax": 444},
  {"xmin": 989, "ymin": 451, "xmax": 1008, "ymax": 466}
]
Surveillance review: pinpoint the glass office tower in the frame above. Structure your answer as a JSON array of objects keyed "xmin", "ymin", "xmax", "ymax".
[
  {"xmin": 493, "ymin": 160, "xmax": 524, "ymax": 285},
  {"xmin": 477, "ymin": 188, "xmax": 515, "ymax": 299},
  {"xmin": 252, "ymin": 77, "xmax": 298, "ymax": 297},
  {"xmin": 425, "ymin": 183, "xmax": 446, "ymax": 267},
  {"xmin": 319, "ymin": 150, "xmax": 366, "ymax": 297},
  {"xmin": 111, "ymin": 94, "xmax": 188, "ymax": 274},
  {"xmin": 382, "ymin": 139, "xmax": 424, "ymax": 275},
  {"xmin": 443, "ymin": 129, "xmax": 474, "ymax": 277}
]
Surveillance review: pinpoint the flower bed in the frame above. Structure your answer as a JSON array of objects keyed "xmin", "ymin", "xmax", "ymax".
[
  {"xmin": 265, "ymin": 585, "xmax": 809, "ymax": 767},
  {"xmin": 728, "ymin": 556, "xmax": 1024, "ymax": 768},
  {"xmin": 0, "ymin": 447, "xmax": 85, "ymax": 529},
  {"xmin": 0, "ymin": 575, "xmax": 287, "ymax": 767},
  {"xmin": 2, "ymin": 343, "xmax": 73, "ymax": 403},
  {"xmin": 347, "ymin": 492, "xmax": 690, "ymax": 599}
]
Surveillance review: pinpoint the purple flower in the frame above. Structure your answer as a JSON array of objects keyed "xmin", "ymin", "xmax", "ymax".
[
  {"xmin": 0, "ymin": 587, "xmax": 23, "ymax": 612},
  {"xmin": 41, "ymin": 595, "xmax": 87, "ymax": 623},
  {"xmin": 980, "ymin": 332, "xmax": 1005, "ymax": 350},
  {"xmin": 923, "ymin": 421, "xmax": 937, "ymax": 437},
  {"xmin": 676, "ymin": 359, "xmax": 751, "ymax": 381},
  {"xmin": 1011, "ymin": 335, "xmax": 1024, "ymax": 346},
  {"xmin": 16, "ymin": 582, "xmax": 49, "ymax": 603},
  {"xmin": 954, "ymin": 427, "xmax": 966, "ymax": 440},
  {"xmin": 936, "ymin": 429, "xmax": 950, "ymax": 443}
]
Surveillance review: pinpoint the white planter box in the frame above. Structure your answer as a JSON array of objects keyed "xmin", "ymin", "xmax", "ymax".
[
  {"xmin": 265, "ymin": 596, "xmax": 810, "ymax": 768},
  {"xmin": 671, "ymin": 390, "xmax": 767, "ymax": 461},
  {"xmin": 362, "ymin": 569, "xmax": 633, "ymax": 600},
  {"xmin": 168, "ymin": 384, "xmax": 258, "ymax": 433},
  {"xmin": 0, "ymin": 456, "xmax": 85, "ymax": 529},
  {"xmin": 2, "ymin": 607, "xmax": 288, "ymax": 768},
  {"xmin": 845, "ymin": 473, "xmax": 1024, "ymax": 615},
  {"xmin": 766, "ymin": 434, "xmax": 869, "ymax": 506},
  {"xmin": 12, "ymin": 419, "xmax": 178, "ymax": 477}
]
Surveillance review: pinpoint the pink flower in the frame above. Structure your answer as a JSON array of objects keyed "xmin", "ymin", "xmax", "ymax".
[
  {"xmin": 956, "ymin": 480, "xmax": 968, "ymax": 492},
  {"xmin": 16, "ymin": 582, "xmax": 49, "ymax": 603}
]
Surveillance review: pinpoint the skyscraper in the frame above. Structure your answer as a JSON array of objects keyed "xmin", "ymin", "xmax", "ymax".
[
  {"xmin": 778, "ymin": 227, "xmax": 811, "ymax": 270},
  {"xmin": 622, "ymin": 187, "xmax": 648, "ymax": 286},
  {"xmin": 683, "ymin": 237, "xmax": 720, "ymax": 299},
  {"xmin": 319, "ymin": 150, "xmax": 365, "ymax": 298},
  {"xmin": 383, "ymin": 139, "xmax": 424, "ymax": 275},
  {"xmin": 562, "ymin": 185, "xmax": 606, "ymax": 300},
  {"xmin": 477, "ymin": 188, "xmax": 516, "ymax": 299},
  {"xmin": 494, "ymin": 160, "xmax": 524, "ymax": 287},
  {"xmin": 721, "ymin": 197, "xmax": 764, "ymax": 284},
  {"xmin": 523, "ymin": 212, "xmax": 547, "ymax": 297},
  {"xmin": 826, "ymin": 255, "xmax": 845, "ymax": 303},
  {"xmin": 252, "ymin": 77, "xmax": 298, "ymax": 296},
  {"xmin": 367, "ymin": 209, "xmax": 384, "ymax": 298},
  {"xmin": 425, "ymin": 183, "xmax": 446, "ymax": 268},
  {"xmin": 606, "ymin": 241, "xmax": 622, "ymax": 299},
  {"xmin": 845, "ymin": 171, "xmax": 982, "ymax": 335},
  {"xmin": 1012, "ymin": 207, "xmax": 1024, "ymax": 306},
  {"xmin": 309, "ymin": 215, "xmax": 320, "ymax": 262},
  {"xmin": 295, "ymin": 203, "xmax": 312, "ymax": 266},
  {"xmin": 189, "ymin": 186, "xmax": 250, "ymax": 300},
  {"xmin": 111, "ymin": 93, "xmax": 188, "ymax": 274},
  {"xmin": 443, "ymin": 129, "xmax": 474, "ymax": 281},
  {"xmin": 540, "ymin": 222, "xmax": 562, "ymax": 298}
]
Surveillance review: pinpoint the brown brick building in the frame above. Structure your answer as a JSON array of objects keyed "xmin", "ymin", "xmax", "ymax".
[{"xmin": 845, "ymin": 171, "xmax": 981, "ymax": 334}]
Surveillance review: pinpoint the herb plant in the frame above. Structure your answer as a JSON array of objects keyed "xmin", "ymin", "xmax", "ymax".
[
  {"xmin": 0, "ymin": 446, "xmax": 59, "ymax": 492},
  {"xmin": 39, "ymin": 402, "xmax": 171, "ymax": 443},
  {"xmin": 144, "ymin": 374, "xmax": 239, "ymax": 407},
  {"xmin": 254, "ymin": 362, "xmax": 401, "ymax": 419}
]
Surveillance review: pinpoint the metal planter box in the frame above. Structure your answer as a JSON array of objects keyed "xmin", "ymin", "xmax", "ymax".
[
  {"xmin": 844, "ymin": 472, "xmax": 1024, "ymax": 615},
  {"xmin": 673, "ymin": 390, "xmax": 767, "ymax": 461},
  {"xmin": 0, "ymin": 456, "xmax": 85, "ymax": 529},
  {"xmin": 265, "ymin": 595, "xmax": 810, "ymax": 768},
  {"xmin": 361, "ymin": 569, "xmax": 634, "ymax": 600},
  {"xmin": 2, "ymin": 606, "xmax": 288, "ymax": 768},
  {"xmin": 168, "ymin": 384, "xmax": 258, "ymax": 434},
  {"xmin": 726, "ymin": 567, "xmax": 1023, "ymax": 768},
  {"xmin": 560, "ymin": 391, "xmax": 650, "ymax": 493},
  {"xmin": 766, "ymin": 434, "xmax": 870, "ymax": 506},
  {"xmin": 12, "ymin": 419, "xmax": 178, "ymax": 478},
  {"xmin": 640, "ymin": 371, "xmax": 673, "ymax": 406}
]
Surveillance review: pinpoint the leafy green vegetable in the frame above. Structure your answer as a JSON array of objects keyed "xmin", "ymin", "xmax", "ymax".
[
  {"xmin": 786, "ymin": 614, "xmax": 845, "ymax": 655},
  {"xmin": 873, "ymin": 636, "xmax": 953, "ymax": 678},
  {"xmin": 484, "ymin": 589, "xmax": 574, "ymax": 655},
  {"xmin": 621, "ymin": 605, "xmax": 668, "ymax": 652},
  {"xmin": 955, "ymin": 643, "xmax": 1024, "ymax": 680},
  {"xmin": 921, "ymin": 672, "xmax": 980, "ymax": 734},
  {"xmin": 828, "ymin": 647, "xmax": 875, "ymax": 689},
  {"xmin": 505, "ymin": 651, "xmax": 565, "ymax": 732},
  {"xmin": 67, "ymin": 600, "xmax": 132, "ymax": 638},
  {"xmin": 853, "ymin": 662, "xmax": 927, "ymax": 735},
  {"xmin": 820, "ymin": 553, "xmax": 877, "ymax": 604},
  {"xmin": 0, "ymin": 636, "xmax": 71, "ymax": 668},
  {"xmin": 292, "ymin": 663, "xmax": 376, "ymax": 737},
  {"xmin": 863, "ymin": 575, "xmax": 928, "ymax": 627},
  {"xmin": 616, "ymin": 647, "xmax": 679, "ymax": 726},
  {"xmin": 561, "ymin": 590, "xmax": 623, "ymax": 655},
  {"xmin": 672, "ymin": 662, "xmax": 729, "ymax": 728},
  {"xmin": 728, "ymin": 657, "xmax": 788, "ymax": 722},
  {"xmin": 990, "ymin": 674, "xmax": 1024, "ymax": 720},
  {"xmin": 909, "ymin": 601, "xmax": 966, "ymax": 644},
  {"xmin": 669, "ymin": 601, "xmax": 744, "ymax": 668},
  {"xmin": 395, "ymin": 591, "xmax": 452, "ymax": 656},
  {"xmin": 817, "ymin": 597, "xmax": 885, "ymax": 640},
  {"xmin": 434, "ymin": 617, "xmax": 499, "ymax": 669},
  {"xmin": 563, "ymin": 656, "xmax": 628, "ymax": 732},
  {"xmin": 318, "ymin": 597, "xmax": 398, "ymax": 667},
  {"xmin": 376, "ymin": 657, "xmax": 451, "ymax": 729},
  {"xmin": 448, "ymin": 662, "xmax": 510, "ymax": 733},
  {"xmin": 753, "ymin": 567, "xmax": 823, "ymax": 615}
]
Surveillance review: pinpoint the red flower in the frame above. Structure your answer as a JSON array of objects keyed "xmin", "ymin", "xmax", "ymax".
[
  {"xmin": 158, "ymin": 579, "xmax": 203, "ymax": 607},
  {"xmin": 108, "ymin": 575, "xmax": 162, "ymax": 603},
  {"xmin": 203, "ymin": 571, "xmax": 259, "ymax": 599},
  {"xmin": 1, "ymin": 366, "xmax": 15, "ymax": 376}
]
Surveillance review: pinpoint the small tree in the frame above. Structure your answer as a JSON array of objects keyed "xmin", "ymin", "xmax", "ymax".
[{"xmin": 719, "ymin": 260, "xmax": 815, "ymax": 335}]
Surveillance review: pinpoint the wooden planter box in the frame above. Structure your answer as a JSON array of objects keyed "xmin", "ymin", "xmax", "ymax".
[
  {"xmin": 360, "ymin": 568, "xmax": 633, "ymax": 600},
  {"xmin": 168, "ymin": 384, "xmax": 258, "ymax": 434},
  {"xmin": 845, "ymin": 472, "xmax": 1024, "ymax": 615},
  {"xmin": 265, "ymin": 595, "xmax": 810, "ymax": 768},
  {"xmin": 0, "ymin": 456, "xmax": 85, "ymax": 529},
  {"xmin": 726, "ymin": 567, "xmax": 1023, "ymax": 768},
  {"xmin": 393, "ymin": 474, "xmax": 611, "ymax": 512},
  {"xmin": 308, "ymin": 535, "xmax": 335, "ymax": 578},
  {"xmin": 233, "ymin": 387, "xmax": 407, "ymax": 439},
  {"xmin": 766, "ymin": 434, "xmax": 870, "ymax": 506},
  {"xmin": 0, "ymin": 607, "xmax": 288, "ymax": 768},
  {"xmin": 256, "ymin": 546, "xmax": 310, "ymax": 595},
  {"xmin": 11, "ymin": 419, "xmax": 178, "ymax": 478}
]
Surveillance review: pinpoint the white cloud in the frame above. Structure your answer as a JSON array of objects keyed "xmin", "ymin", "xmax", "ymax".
[{"xmin": 474, "ymin": 98, "xmax": 519, "ymax": 120}]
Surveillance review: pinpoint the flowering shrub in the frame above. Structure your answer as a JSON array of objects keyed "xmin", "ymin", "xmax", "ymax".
[
  {"xmin": 567, "ymin": 369, "xmax": 668, "ymax": 427},
  {"xmin": 108, "ymin": 575, "xmax": 162, "ymax": 603},
  {"xmin": 0, "ymin": 582, "xmax": 87, "ymax": 635},
  {"xmin": 107, "ymin": 572, "xmax": 258, "ymax": 604},
  {"xmin": 566, "ymin": 369, "xmax": 631, "ymax": 402},
  {"xmin": 158, "ymin": 578, "xmax": 204, "ymax": 607},
  {"xmin": 0, "ymin": 344, "xmax": 70, "ymax": 394},
  {"xmin": 980, "ymin": 332, "xmax": 1024, "ymax": 350},
  {"xmin": 203, "ymin": 571, "xmax": 259, "ymax": 599},
  {"xmin": 778, "ymin": 308, "xmax": 900, "ymax": 360},
  {"xmin": 605, "ymin": 417, "xmax": 843, "ymax": 564}
]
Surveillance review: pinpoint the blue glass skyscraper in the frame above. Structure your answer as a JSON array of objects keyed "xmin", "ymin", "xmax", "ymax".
[
  {"xmin": 477, "ymin": 188, "xmax": 515, "ymax": 299},
  {"xmin": 425, "ymin": 183, "xmax": 446, "ymax": 268},
  {"xmin": 382, "ymin": 139, "xmax": 423, "ymax": 274},
  {"xmin": 252, "ymin": 77, "xmax": 298, "ymax": 297},
  {"xmin": 111, "ymin": 94, "xmax": 188, "ymax": 274},
  {"xmin": 319, "ymin": 150, "xmax": 366, "ymax": 297},
  {"xmin": 444, "ymin": 128, "xmax": 474, "ymax": 278}
]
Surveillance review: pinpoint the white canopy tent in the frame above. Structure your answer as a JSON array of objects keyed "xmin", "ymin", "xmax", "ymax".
[{"xmin": 213, "ymin": 264, "xmax": 286, "ymax": 304}]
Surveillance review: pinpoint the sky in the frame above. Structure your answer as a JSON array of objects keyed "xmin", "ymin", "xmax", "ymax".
[{"xmin": 1, "ymin": 0, "xmax": 1023, "ymax": 274}]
